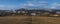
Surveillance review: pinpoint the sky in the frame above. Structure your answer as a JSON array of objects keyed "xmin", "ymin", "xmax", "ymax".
[{"xmin": 0, "ymin": 0, "xmax": 60, "ymax": 10}]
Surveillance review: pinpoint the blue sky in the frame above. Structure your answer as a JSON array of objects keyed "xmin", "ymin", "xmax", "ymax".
[{"xmin": 0, "ymin": 0, "xmax": 60, "ymax": 10}]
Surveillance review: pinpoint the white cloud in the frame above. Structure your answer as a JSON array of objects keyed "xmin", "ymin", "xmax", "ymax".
[
  {"xmin": 19, "ymin": 1, "xmax": 60, "ymax": 10},
  {"xmin": 0, "ymin": 5, "xmax": 6, "ymax": 10},
  {"xmin": 49, "ymin": 2, "xmax": 60, "ymax": 9},
  {"xmin": 50, "ymin": 7, "xmax": 56, "ymax": 9},
  {"xmin": 50, "ymin": 2, "xmax": 58, "ymax": 7},
  {"xmin": 20, "ymin": 1, "xmax": 48, "ymax": 8},
  {"xmin": 0, "ymin": 5, "xmax": 17, "ymax": 10},
  {"xmin": 27, "ymin": 3, "xmax": 34, "ymax": 6},
  {"xmin": 0, "ymin": 5, "xmax": 5, "ymax": 8},
  {"xmin": 23, "ymin": 3, "xmax": 34, "ymax": 6}
]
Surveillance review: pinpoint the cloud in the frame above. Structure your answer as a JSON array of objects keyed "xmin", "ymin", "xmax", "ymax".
[
  {"xmin": 19, "ymin": 1, "xmax": 60, "ymax": 10},
  {"xmin": 0, "ymin": 5, "xmax": 4, "ymax": 7},
  {"xmin": 20, "ymin": 1, "xmax": 48, "ymax": 8},
  {"xmin": 0, "ymin": 5, "xmax": 6, "ymax": 10},
  {"xmin": 0, "ymin": 5, "xmax": 17, "ymax": 10},
  {"xmin": 23, "ymin": 3, "xmax": 34, "ymax": 6},
  {"xmin": 49, "ymin": 2, "xmax": 60, "ymax": 9}
]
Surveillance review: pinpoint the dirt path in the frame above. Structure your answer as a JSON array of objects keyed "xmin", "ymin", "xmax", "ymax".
[
  {"xmin": 0, "ymin": 16, "xmax": 32, "ymax": 24},
  {"xmin": 32, "ymin": 16, "xmax": 60, "ymax": 24},
  {"xmin": 32, "ymin": 17, "xmax": 49, "ymax": 24},
  {"xmin": 0, "ymin": 16, "xmax": 60, "ymax": 24},
  {"xmin": 22, "ymin": 18, "xmax": 32, "ymax": 24}
]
